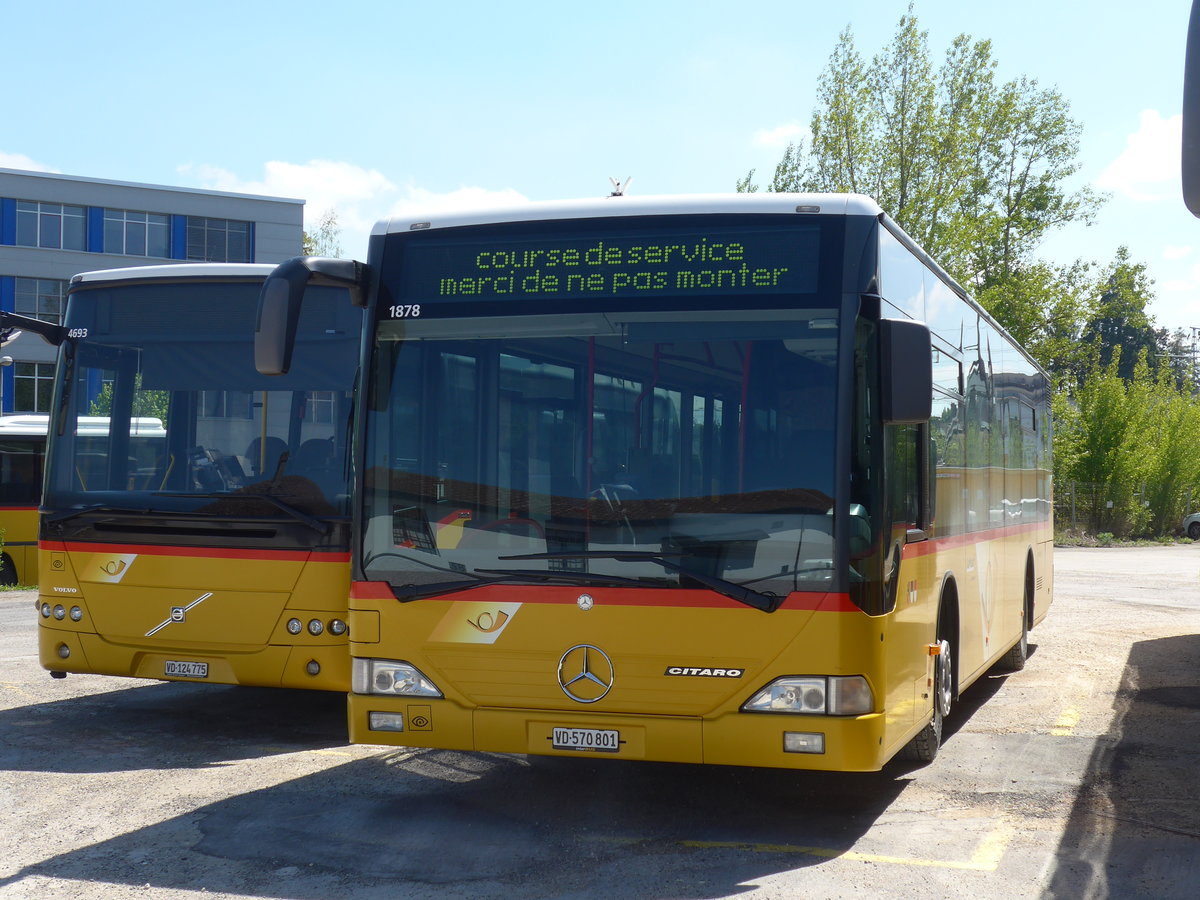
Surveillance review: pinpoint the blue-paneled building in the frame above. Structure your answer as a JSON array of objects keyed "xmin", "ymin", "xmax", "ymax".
[{"xmin": 0, "ymin": 168, "xmax": 304, "ymax": 413}]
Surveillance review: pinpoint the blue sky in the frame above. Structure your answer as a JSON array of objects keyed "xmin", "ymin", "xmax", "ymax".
[{"xmin": 3, "ymin": 0, "xmax": 1195, "ymax": 333}]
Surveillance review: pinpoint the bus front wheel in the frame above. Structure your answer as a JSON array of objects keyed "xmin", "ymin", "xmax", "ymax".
[{"xmin": 901, "ymin": 638, "xmax": 952, "ymax": 764}]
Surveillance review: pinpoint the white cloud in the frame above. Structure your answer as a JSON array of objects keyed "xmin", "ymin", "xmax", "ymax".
[
  {"xmin": 386, "ymin": 185, "xmax": 528, "ymax": 219},
  {"xmin": 1095, "ymin": 110, "xmax": 1182, "ymax": 202},
  {"xmin": 180, "ymin": 160, "xmax": 525, "ymax": 259},
  {"xmin": 184, "ymin": 159, "xmax": 394, "ymax": 209},
  {"xmin": 752, "ymin": 123, "xmax": 804, "ymax": 149},
  {"xmin": 0, "ymin": 152, "xmax": 59, "ymax": 173},
  {"xmin": 1163, "ymin": 244, "xmax": 1193, "ymax": 261},
  {"xmin": 1163, "ymin": 259, "xmax": 1200, "ymax": 294}
]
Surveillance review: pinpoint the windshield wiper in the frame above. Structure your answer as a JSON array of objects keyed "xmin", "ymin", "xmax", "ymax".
[
  {"xmin": 394, "ymin": 568, "xmax": 650, "ymax": 602},
  {"xmin": 44, "ymin": 504, "xmax": 151, "ymax": 529},
  {"xmin": 393, "ymin": 577, "xmax": 498, "ymax": 602},
  {"xmin": 152, "ymin": 492, "xmax": 330, "ymax": 536},
  {"xmin": 474, "ymin": 568, "xmax": 654, "ymax": 588},
  {"xmin": 500, "ymin": 551, "xmax": 784, "ymax": 613}
]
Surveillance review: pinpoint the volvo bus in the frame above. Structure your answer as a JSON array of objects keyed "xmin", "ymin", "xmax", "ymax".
[
  {"xmin": 257, "ymin": 193, "xmax": 1052, "ymax": 769},
  {"xmin": 37, "ymin": 264, "xmax": 361, "ymax": 690},
  {"xmin": 0, "ymin": 414, "xmax": 48, "ymax": 586}
]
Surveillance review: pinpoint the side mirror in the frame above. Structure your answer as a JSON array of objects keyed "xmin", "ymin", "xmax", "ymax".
[
  {"xmin": 1, "ymin": 311, "xmax": 67, "ymax": 348},
  {"xmin": 1185, "ymin": 0, "xmax": 1200, "ymax": 215},
  {"xmin": 879, "ymin": 318, "xmax": 932, "ymax": 425},
  {"xmin": 255, "ymin": 257, "xmax": 367, "ymax": 375}
]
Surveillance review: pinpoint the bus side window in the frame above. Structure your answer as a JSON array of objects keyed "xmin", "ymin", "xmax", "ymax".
[{"xmin": 886, "ymin": 424, "xmax": 920, "ymax": 531}]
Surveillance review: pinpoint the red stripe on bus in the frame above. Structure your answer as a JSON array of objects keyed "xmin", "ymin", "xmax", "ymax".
[
  {"xmin": 39, "ymin": 540, "xmax": 350, "ymax": 563},
  {"xmin": 351, "ymin": 580, "xmax": 858, "ymax": 612},
  {"xmin": 902, "ymin": 521, "xmax": 1050, "ymax": 558}
]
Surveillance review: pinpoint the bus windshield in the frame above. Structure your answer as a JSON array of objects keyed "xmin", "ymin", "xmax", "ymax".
[
  {"xmin": 44, "ymin": 281, "xmax": 359, "ymax": 525},
  {"xmin": 362, "ymin": 307, "xmax": 842, "ymax": 598}
]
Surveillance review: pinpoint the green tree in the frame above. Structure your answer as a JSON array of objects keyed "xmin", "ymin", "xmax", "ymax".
[
  {"xmin": 740, "ymin": 5, "xmax": 1102, "ymax": 343},
  {"xmin": 1139, "ymin": 370, "xmax": 1200, "ymax": 534},
  {"xmin": 302, "ymin": 208, "xmax": 342, "ymax": 257},
  {"xmin": 1080, "ymin": 247, "xmax": 1160, "ymax": 382},
  {"xmin": 739, "ymin": 5, "xmax": 1200, "ymax": 537},
  {"xmin": 1056, "ymin": 349, "xmax": 1154, "ymax": 537},
  {"xmin": 974, "ymin": 259, "xmax": 1094, "ymax": 377},
  {"xmin": 89, "ymin": 376, "xmax": 170, "ymax": 423},
  {"xmin": 1155, "ymin": 327, "xmax": 1200, "ymax": 394}
]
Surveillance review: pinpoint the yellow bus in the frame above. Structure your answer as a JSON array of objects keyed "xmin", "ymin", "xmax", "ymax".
[
  {"xmin": 36, "ymin": 264, "xmax": 361, "ymax": 690},
  {"xmin": 258, "ymin": 193, "xmax": 1053, "ymax": 769},
  {"xmin": 0, "ymin": 415, "xmax": 48, "ymax": 586}
]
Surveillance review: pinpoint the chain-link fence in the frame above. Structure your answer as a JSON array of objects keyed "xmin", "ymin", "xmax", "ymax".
[{"xmin": 1054, "ymin": 481, "xmax": 1196, "ymax": 537}]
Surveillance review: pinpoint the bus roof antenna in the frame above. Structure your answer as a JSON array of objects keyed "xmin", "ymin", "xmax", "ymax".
[{"xmin": 609, "ymin": 177, "xmax": 633, "ymax": 197}]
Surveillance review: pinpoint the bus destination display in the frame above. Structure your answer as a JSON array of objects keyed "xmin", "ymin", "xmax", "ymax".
[{"xmin": 395, "ymin": 225, "xmax": 821, "ymax": 307}]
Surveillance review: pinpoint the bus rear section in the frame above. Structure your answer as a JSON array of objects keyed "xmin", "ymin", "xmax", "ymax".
[
  {"xmin": 0, "ymin": 415, "xmax": 48, "ymax": 586},
  {"xmin": 37, "ymin": 265, "xmax": 361, "ymax": 690}
]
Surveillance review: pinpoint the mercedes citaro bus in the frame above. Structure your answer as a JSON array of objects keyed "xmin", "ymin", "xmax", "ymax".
[{"xmin": 256, "ymin": 193, "xmax": 1052, "ymax": 770}]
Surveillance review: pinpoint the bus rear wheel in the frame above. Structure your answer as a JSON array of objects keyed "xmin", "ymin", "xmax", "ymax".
[
  {"xmin": 997, "ymin": 567, "xmax": 1032, "ymax": 672},
  {"xmin": 997, "ymin": 605, "xmax": 1028, "ymax": 671},
  {"xmin": 901, "ymin": 638, "xmax": 951, "ymax": 764}
]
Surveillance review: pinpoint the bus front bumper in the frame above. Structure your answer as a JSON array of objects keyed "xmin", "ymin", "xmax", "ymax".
[
  {"xmin": 37, "ymin": 624, "xmax": 350, "ymax": 691},
  {"xmin": 348, "ymin": 694, "xmax": 890, "ymax": 772}
]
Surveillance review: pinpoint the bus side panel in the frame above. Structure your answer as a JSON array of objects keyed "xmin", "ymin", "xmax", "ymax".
[
  {"xmin": 884, "ymin": 544, "xmax": 942, "ymax": 754},
  {"xmin": 277, "ymin": 553, "xmax": 352, "ymax": 690},
  {"xmin": 1033, "ymin": 536, "xmax": 1053, "ymax": 628},
  {"xmin": 0, "ymin": 507, "xmax": 38, "ymax": 585}
]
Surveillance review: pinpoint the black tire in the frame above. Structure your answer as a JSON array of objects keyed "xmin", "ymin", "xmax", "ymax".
[
  {"xmin": 997, "ymin": 577, "xmax": 1031, "ymax": 672},
  {"xmin": 1188, "ymin": 521, "xmax": 1200, "ymax": 541},
  {"xmin": 901, "ymin": 638, "xmax": 952, "ymax": 763}
]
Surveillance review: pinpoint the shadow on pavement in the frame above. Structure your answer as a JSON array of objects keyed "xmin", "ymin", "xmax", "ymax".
[
  {"xmin": 0, "ymin": 680, "xmax": 347, "ymax": 773},
  {"xmin": 1045, "ymin": 633, "xmax": 1200, "ymax": 899},
  {"xmin": 0, "ymin": 630, "xmax": 1024, "ymax": 897},
  {"xmin": 1, "ymin": 747, "xmax": 910, "ymax": 899}
]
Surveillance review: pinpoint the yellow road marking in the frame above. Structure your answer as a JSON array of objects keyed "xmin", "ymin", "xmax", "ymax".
[
  {"xmin": 1051, "ymin": 707, "xmax": 1080, "ymax": 736},
  {"xmin": 677, "ymin": 820, "xmax": 1014, "ymax": 872},
  {"xmin": 0, "ymin": 681, "xmax": 39, "ymax": 702}
]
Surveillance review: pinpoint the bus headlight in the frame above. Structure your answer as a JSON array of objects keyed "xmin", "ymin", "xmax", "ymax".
[
  {"xmin": 742, "ymin": 676, "xmax": 873, "ymax": 716},
  {"xmin": 352, "ymin": 659, "xmax": 442, "ymax": 698}
]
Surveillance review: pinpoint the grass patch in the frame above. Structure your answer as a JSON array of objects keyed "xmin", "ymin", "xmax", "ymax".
[{"xmin": 1055, "ymin": 531, "xmax": 1194, "ymax": 548}]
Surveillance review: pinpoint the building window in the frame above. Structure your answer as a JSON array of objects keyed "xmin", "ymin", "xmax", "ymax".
[
  {"xmin": 199, "ymin": 390, "xmax": 252, "ymax": 419},
  {"xmin": 306, "ymin": 391, "xmax": 335, "ymax": 425},
  {"xmin": 104, "ymin": 209, "xmax": 170, "ymax": 257},
  {"xmin": 186, "ymin": 217, "xmax": 251, "ymax": 262},
  {"xmin": 14, "ymin": 363, "xmax": 55, "ymax": 413},
  {"xmin": 15, "ymin": 201, "xmax": 86, "ymax": 250},
  {"xmin": 13, "ymin": 278, "xmax": 67, "ymax": 325}
]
